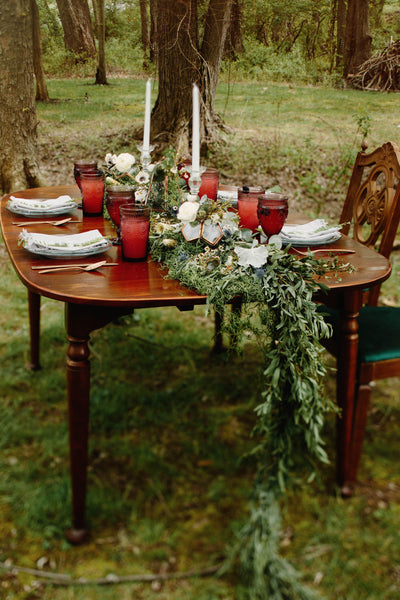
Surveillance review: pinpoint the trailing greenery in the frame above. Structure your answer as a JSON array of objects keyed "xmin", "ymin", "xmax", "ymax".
[{"xmin": 140, "ymin": 152, "xmax": 354, "ymax": 597}]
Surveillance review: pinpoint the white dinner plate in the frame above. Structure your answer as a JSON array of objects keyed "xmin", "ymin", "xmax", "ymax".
[
  {"xmin": 6, "ymin": 195, "xmax": 78, "ymax": 217},
  {"xmin": 22, "ymin": 242, "xmax": 112, "ymax": 259},
  {"xmin": 7, "ymin": 205, "xmax": 78, "ymax": 217},
  {"xmin": 280, "ymin": 231, "xmax": 341, "ymax": 246},
  {"xmin": 19, "ymin": 229, "xmax": 112, "ymax": 259}
]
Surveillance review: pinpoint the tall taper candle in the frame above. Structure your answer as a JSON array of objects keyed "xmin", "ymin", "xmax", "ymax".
[
  {"xmin": 192, "ymin": 83, "xmax": 200, "ymax": 175},
  {"xmin": 143, "ymin": 79, "xmax": 151, "ymax": 153}
]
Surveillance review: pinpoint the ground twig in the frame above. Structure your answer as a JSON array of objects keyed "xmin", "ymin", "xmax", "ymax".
[{"xmin": 0, "ymin": 560, "xmax": 222, "ymax": 587}]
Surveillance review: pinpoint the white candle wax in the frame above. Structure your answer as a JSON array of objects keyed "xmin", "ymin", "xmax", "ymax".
[
  {"xmin": 143, "ymin": 79, "xmax": 151, "ymax": 153},
  {"xmin": 192, "ymin": 83, "xmax": 200, "ymax": 174}
]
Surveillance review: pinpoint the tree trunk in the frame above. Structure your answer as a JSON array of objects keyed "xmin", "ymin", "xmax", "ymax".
[
  {"xmin": 200, "ymin": 0, "xmax": 233, "ymax": 142},
  {"xmin": 149, "ymin": 0, "xmax": 158, "ymax": 64},
  {"xmin": 55, "ymin": 0, "xmax": 96, "ymax": 60},
  {"xmin": 343, "ymin": 0, "xmax": 372, "ymax": 78},
  {"xmin": 151, "ymin": 0, "xmax": 200, "ymax": 153},
  {"xmin": 151, "ymin": 0, "xmax": 232, "ymax": 155},
  {"xmin": 336, "ymin": 0, "xmax": 347, "ymax": 68},
  {"xmin": 31, "ymin": 0, "xmax": 50, "ymax": 101},
  {"xmin": 94, "ymin": 0, "xmax": 107, "ymax": 84},
  {"xmin": 0, "ymin": 0, "xmax": 46, "ymax": 192},
  {"xmin": 224, "ymin": 0, "xmax": 244, "ymax": 59},
  {"xmin": 140, "ymin": 0, "xmax": 150, "ymax": 55}
]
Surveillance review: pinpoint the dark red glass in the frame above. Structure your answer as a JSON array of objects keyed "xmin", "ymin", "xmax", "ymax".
[
  {"xmin": 106, "ymin": 186, "xmax": 135, "ymax": 228},
  {"xmin": 238, "ymin": 186, "xmax": 264, "ymax": 232},
  {"xmin": 257, "ymin": 193, "xmax": 289, "ymax": 237},
  {"xmin": 80, "ymin": 171, "xmax": 105, "ymax": 217},
  {"xmin": 119, "ymin": 204, "xmax": 150, "ymax": 261},
  {"xmin": 198, "ymin": 168, "xmax": 219, "ymax": 201},
  {"xmin": 74, "ymin": 160, "xmax": 98, "ymax": 190}
]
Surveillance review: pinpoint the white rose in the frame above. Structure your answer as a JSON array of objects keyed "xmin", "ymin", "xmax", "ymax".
[
  {"xmin": 177, "ymin": 201, "xmax": 200, "ymax": 222},
  {"xmin": 114, "ymin": 153, "xmax": 136, "ymax": 173}
]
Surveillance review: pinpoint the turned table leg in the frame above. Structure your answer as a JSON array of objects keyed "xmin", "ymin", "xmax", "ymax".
[
  {"xmin": 64, "ymin": 303, "xmax": 133, "ymax": 542},
  {"xmin": 336, "ymin": 290, "xmax": 362, "ymax": 497},
  {"xmin": 65, "ymin": 331, "xmax": 91, "ymax": 544}
]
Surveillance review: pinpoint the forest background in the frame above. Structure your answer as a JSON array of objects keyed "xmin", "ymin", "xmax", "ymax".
[{"xmin": 1, "ymin": 1, "xmax": 400, "ymax": 599}]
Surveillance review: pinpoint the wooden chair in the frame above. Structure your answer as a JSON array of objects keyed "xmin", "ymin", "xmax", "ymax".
[
  {"xmin": 320, "ymin": 140, "xmax": 400, "ymax": 494},
  {"xmin": 339, "ymin": 140, "xmax": 400, "ymax": 305}
]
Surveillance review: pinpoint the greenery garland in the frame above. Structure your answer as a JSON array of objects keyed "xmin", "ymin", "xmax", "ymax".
[{"xmin": 105, "ymin": 148, "xmax": 350, "ymax": 599}]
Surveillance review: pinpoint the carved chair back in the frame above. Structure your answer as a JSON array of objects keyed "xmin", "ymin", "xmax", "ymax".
[{"xmin": 340, "ymin": 141, "xmax": 400, "ymax": 305}]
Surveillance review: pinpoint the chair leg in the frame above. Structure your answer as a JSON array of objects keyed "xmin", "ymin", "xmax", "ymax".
[
  {"xmin": 348, "ymin": 382, "xmax": 373, "ymax": 485},
  {"xmin": 27, "ymin": 290, "xmax": 41, "ymax": 370}
]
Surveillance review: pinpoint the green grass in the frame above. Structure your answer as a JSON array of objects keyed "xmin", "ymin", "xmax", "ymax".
[{"xmin": 1, "ymin": 78, "xmax": 400, "ymax": 599}]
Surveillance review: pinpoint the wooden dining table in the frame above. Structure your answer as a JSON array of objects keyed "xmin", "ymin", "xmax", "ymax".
[{"xmin": 1, "ymin": 184, "xmax": 392, "ymax": 543}]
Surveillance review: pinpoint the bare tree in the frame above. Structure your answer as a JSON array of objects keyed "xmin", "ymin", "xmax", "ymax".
[
  {"xmin": 140, "ymin": 0, "xmax": 150, "ymax": 56},
  {"xmin": 55, "ymin": 0, "xmax": 96, "ymax": 59},
  {"xmin": 343, "ymin": 0, "xmax": 372, "ymax": 78},
  {"xmin": 94, "ymin": 0, "xmax": 107, "ymax": 84},
  {"xmin": 31, "ymin": 0, "xmax": 50, "ymax": 101},
  {"xmin": 225, "ymin": 0, "xmax": 244, "ymax": 59},
  {"xmin": 151, "ymin": 0, "xmax": 233, "ymax": 155},
  {"xmin": 0, "ymin": 0, "xmax": 46, "ymax": 192}
]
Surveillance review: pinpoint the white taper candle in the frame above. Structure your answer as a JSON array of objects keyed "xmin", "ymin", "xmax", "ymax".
[{"xmin": 143, "ymin": 79, "xmax": 151, "ymax": 153}]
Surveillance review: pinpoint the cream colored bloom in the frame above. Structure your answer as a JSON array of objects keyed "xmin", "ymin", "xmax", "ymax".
[
  {"xmin": 177, "ymin": 201, "xmax": 200, "ymax": 222},
  {"xmin": 114, "ymin": 153, "xmax": 136, "ymax": 173},
  {"xmin": 162, "ymin": 238, "xmax": 177, "ymax": 247}
]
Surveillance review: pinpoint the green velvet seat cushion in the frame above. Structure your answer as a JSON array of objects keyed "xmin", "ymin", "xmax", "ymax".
[{"xmin": 317, "ymin": 305, "xmax": 400, "ymax": 363}]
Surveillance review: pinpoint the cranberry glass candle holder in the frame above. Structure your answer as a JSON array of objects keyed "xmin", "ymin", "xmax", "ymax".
[
  {"xmin": 238, "ymin": 186, "xmax": 264, "ymax": 232},
  {"xmin": 106, "ymin": 185, "xmax": 135, "ymax": 243},
  {"xmin": 198, "ymin": 168, "xmax": 219, "ymax": 200},
  {"xmin": 257, "ymin": 193, "xmax": 289, "ymax": 237},
  {"xmin": 119, "ymin": 204, "xmax": 150, "ymax": 261},
  {"xmin": 73, "ymin": 160, "xmax": 98, "ymax": 191},
  {"xmin": 80, "ymin": 171, "xmax": 105, "ymax": 217}
]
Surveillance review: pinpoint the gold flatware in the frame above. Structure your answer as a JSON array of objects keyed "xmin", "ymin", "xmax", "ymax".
[
  {"xmin": 37, "ymin": 260, "xmax": 110, "ymax": 274},
  {"xmin": 13, "ymin": 217, "xmax": 79, "ymax": 226},
  {"xmin": 32, "ymin": 262, "xmax": 118, "ymax": 270},
  {"xmin": 292, "ymin": 248, "xmax": 356, "ymax": 256}
]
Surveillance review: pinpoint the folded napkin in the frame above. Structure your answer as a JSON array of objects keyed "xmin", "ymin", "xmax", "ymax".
[
  {"xmin": 7, "ymin": 195, "xmax": 77, "ymax": 214},
  {"xmin": 217, "ymin": 188, "xmax": 238, "ymax": 202},
  {"xmin": 281, "ymin": 219, "xmax": 341, "ymax": 241},
  {"xmin": 19, "ymin": 229, "xmax": 110, "ymax": 254}
]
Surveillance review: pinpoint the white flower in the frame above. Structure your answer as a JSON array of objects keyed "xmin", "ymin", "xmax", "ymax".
[
  {"xmin": 114, "ymin": 152, "xmax": 136, "ymax": 173},
  {"xmin": 105, "ymin": 176, "xmax": 120, "ymax": 185},
  {"xmin": 234, "ymin": 243, "xmax": 269, "ymax": 268},
  {"xmin": 177, "ymin": 201, "xmax": 200, "ymax": 223},
  {"xmin": 135, "ymin": 189, "xmax": 147, "ymax": 203},
  {"xmin": 105, "ymin": 153, "xmax": 117, "ymax": 166},
  {"xmin": 135, "ymin": 170, "xmax": 150, "ymax": 185},
  {"xmin": 162, "ymin": 238, "xmax": 177, "ymax": 247}
]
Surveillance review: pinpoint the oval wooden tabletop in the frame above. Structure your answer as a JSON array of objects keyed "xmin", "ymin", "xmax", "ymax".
[{"xmin": 1, "ymin": 185, "xmax": 392, "ymax": 307}]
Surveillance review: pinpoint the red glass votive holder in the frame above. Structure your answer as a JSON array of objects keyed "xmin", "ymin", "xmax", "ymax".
[
  {"xmin": 199, "ymin": 168, "xmax": 219, "ymax": 200},
  {"xmin": 257, "ymin": 193, "xmax": 289, "ymax": 237},
  {"xmin": 74, "ymin": 160, "xmax": 98, "ymax": 190},
  {"xmin": 119, "ymin": 204, "xmax": 150, "ymax": 261},
  {"xmin": 80, "ymin": 171, "xmax": 105, "ymax": 217},
  {"xmin": 106, "ymin": 185, "xmax": 135, "ymax": 228},
  {"xmin": 238, "ymin": 186, "xmax": 264, "ymax": 232}
]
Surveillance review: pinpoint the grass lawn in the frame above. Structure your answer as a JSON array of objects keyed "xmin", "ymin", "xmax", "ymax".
[{"xmin": 0, "ymin": 78, "xmax": 399, "ymax": 599}]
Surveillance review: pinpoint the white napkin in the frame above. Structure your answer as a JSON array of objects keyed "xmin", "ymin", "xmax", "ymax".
[
  {"xmin": 281, "ymin": 219, "xmax": 341, "ymax": 241},
  {"xmin": 8, "ymin": 195, "xmax": 76, "ymax": 213},
  {"xmin": 19, "ymin": 229, "xmax": 109, "ymax": 253},
  {"xmin": 217, "ymin": 189, "xmax": 238, "ymax": 202}
]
